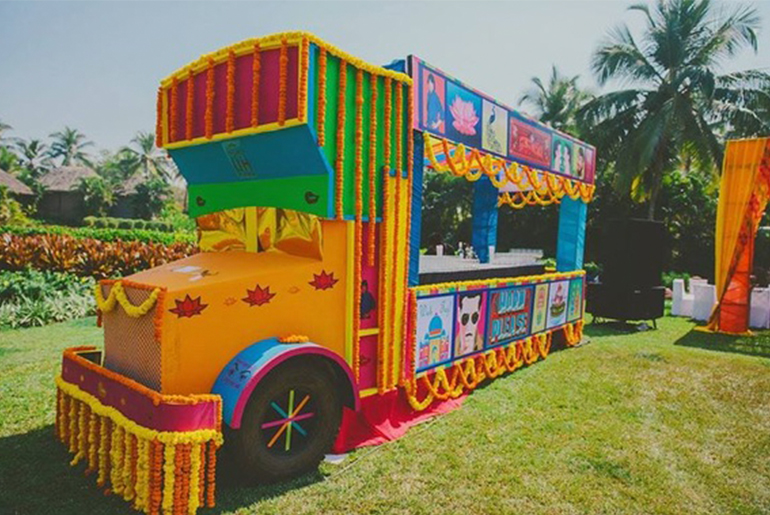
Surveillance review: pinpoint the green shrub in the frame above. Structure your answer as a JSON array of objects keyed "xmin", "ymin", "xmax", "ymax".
[
  {"xmin": 0, "ymin": 224, "xmax": 196, "ymax": 245},
  {"xmin": 662, "ymin": 271, "xmax": 691, "ymax": 289},
  {"xmin": 82, "ymin": 216, "xmax": 97, "ymax": 227},
  {"xmin": 0, "ymin": 269, "xmax": 96, "ymax": 329},
  {"xmin": 0, "ymin": 269, "xmax": 95, "ymax": 303},
  {"xmin": 133, "ymin": 220, "xmax": 146, "ymax": 230},
  {"xmin": 117, "ymin": 219, "xmax": 132, "ymax": 229}
]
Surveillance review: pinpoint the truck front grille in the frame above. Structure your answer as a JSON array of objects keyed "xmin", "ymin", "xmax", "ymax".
[{"xmin": 101, "ymin": 284, "xmax": 162, "ymax": 391}]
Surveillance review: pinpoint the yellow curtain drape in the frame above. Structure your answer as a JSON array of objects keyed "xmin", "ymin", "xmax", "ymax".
[{"xmin": 708, "ymin": 138, "xmax": 769, "ymax": 332}]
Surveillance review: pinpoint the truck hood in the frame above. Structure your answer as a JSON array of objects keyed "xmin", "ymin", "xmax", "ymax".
[{"xmin": 126, "ymin": 250, "xmax": 321, "ymax": 294}]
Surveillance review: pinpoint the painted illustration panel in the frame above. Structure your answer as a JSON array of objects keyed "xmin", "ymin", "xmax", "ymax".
[
  {"xmin": 481, "ymin": 99, "xmax": 508, "ymax": 156},
  {"xmin": 358, "ymin": 334, "xmax": 378, "ymax": 390},
  {"xmin": 572, "ymin": 145, "xmax": 590, "ymax": 182},
  {"xmin": 546, "ymin": 280, "xmax": 569, "ymax": 329},
  {"xmin": 531, "ymin": 283, "xmax": 549, "ymax": 333},
  {"xmin": 416, "ymin": 295, "xmax": 454, "ymax": 372},
  {"xmin": 421, "ymin": 67, "xmax": 446, "ymax": 134},
  {"xmin": 567, "ymin": 278, "xmax": 584, "ymax": 322},
  {"xmin": 359, "ymin": 223, "xmax": 379, "ymax": 330},
  {"xmin": 455, "ymin": 291, "xmax": 487, "ymax": 358},
  {"xmin": 446, "ymin": 81, "xmax": 482, "ymax": 148},
  {"xmin": 487, "ymin": 286, "xmax": 532, "ymax": 347},
  {"xmin": 509, "ymin": 115, "xmax": 552, "ymax": 169},
  {"xmin": 552, "ymin": 135, "xmax": 574, "ymax": 177}
]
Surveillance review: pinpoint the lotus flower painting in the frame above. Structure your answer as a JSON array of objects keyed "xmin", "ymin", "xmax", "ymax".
[
  {"xmin": 446, "ymin": 81, "xmax": 482, "ymax": 147},
  {"xmin": 449, "ymin": 96, "xmax": 479, "ymax": 136}
]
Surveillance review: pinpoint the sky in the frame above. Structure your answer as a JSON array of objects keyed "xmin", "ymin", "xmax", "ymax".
[{"xmin": 1, "ymin": 0, "xmax": 769, "ymax": 152}]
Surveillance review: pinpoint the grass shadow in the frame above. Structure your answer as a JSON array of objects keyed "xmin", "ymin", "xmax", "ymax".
[
  {"xmin": 0, "ymin": 425, "xmax": 131, "ymax": 515},
  {"xmin": 583, "ymin": 319, "xmax": 653, "ymax": 338},
  {"xmin": 674, "ymin": 328, "xmax": 770, "ymax": 359},
  {"xmin": 0, "ymin": 424, "xmax": 325, "ymax": 515}
]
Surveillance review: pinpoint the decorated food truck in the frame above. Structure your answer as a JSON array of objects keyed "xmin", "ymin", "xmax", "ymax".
[{"xmin": 55, "ymin": 32, "xmax": 595, "ymax": 514}]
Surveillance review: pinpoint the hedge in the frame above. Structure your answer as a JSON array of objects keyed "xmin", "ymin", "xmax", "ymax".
[
  {"xmin": 0, "ymin": 233, "xmax": 198, "ymax": 279},
  {"xmin": 0, "ymin": 224, "xmax": 196, "ymax": 245}
]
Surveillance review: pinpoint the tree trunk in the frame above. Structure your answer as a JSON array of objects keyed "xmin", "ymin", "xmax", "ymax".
[{"xmin": 647, "ymin": 170, "xmax": 662, "ymax": 220}]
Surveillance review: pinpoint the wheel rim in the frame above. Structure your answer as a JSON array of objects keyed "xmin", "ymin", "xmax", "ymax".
[{"xmin": 260, "ymin": 388, "xmax": 318, "ymax": 456}]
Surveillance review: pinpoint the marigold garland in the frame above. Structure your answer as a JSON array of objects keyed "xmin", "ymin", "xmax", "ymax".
[
  {"xmin": 185, "ymin": 70, "xmax": 194, "ymax": 140},
  {"xmin": 335, "ymin": 61, "xmax": 347, "ymax": 219},
  {"xmin": 169, "ymin": 77, "xmax": 178, "ymax": 142},
  {"xmin": 206, "ymin": 441, "xmax": 216, "ymax": 508},
  {"xmin": 278, "ymin": 334, "xmax": 310, "ymax": 343},
  {"xmin": 250, "ymin": 42, "xmax": 261, "ymax": 127},
  {"xmin": 95, "ymin": 281, "xmax": 160, "ymax": 319},
  {"xmin": 424, "ymin": 133, "xmax": 595, "ymax": 206},
  {"xmin": 387, "ymin": 83, "xmax": 404, "ymax": 391},
  {"xmin": 277, "ymin": 37, "xmax": 289, "ymax": 126},
  {"xmin": 298, "ymin": 37, "xmax": 309, "ymax": 123},
  {"xmin": 316, "ymin": 47, "xmax": 327, "ymax": 146},
  {"xmin": 204, "ymin": 58, "xmax": 215, "ymax": 139},
  {"xmin": 155, "ymin": 89, "xmax": 164, "ymax": 147},
  {"xmin": 351, "ymin": 68, "xmax": 365, "ymax": 380},
  {"xmin": 412, "ymin": 269, "xmax": 584, "ymax": 297},
  {"xmin": 403, "ymin": 327, "xmax": 569, "ymax": 411},
  {"xmin": 367, "ymin": 73, "xmax": 377, "ymax": 267},
  {"xmin": 56, "ymin": 374, "xmax": 222, "ymax": 515},
  {"xmin": 225, "ymin": 50, "xmax": 236, "ymax": 133},
  {"xmin": 401, "ymin": 289, "xmax": 417, "ymax": 386},
  {"xmin": 400, "ymin": 85, "xmax": 415, "ymax": 384},
  {"xmin": 160, "ymin": 31, "xmax": 411, "ymax": 89},
  {"xmin": 383, "ymin": 78, "xmax": 392, "ymax": 171}
]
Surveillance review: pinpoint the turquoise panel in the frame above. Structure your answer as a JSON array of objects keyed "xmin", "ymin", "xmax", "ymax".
[
  {"xmin": 168, "ymin": 125, "xmax": 328, "ymax": 186},
  {"xmin": 556, "ymin": 197, "xmax": 587, "ymax": 272}
]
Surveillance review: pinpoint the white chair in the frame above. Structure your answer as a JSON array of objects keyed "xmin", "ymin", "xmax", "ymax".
[
  {"xmin": 692, "ymin": 282, "xmax": 717, "ymax": 322},
  {"xmin": 672, "ymin": 278, "xmax": 694, "ymax": 317},
  {"xmin": 750, "ymin": 287, "xmax": 770, "ymax": 329}
]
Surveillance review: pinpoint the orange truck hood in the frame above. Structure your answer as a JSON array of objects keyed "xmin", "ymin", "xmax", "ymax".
[{"xmin": 120, "ymin": 224, "xmax": 350, "ymax": 396}]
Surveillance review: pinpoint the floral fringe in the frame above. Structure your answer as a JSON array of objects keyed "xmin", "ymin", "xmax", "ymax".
[
  {"xmin": 424, "ymin": 132, "xmax": 595, "ymax": 205},
  {"xmin": 404, "ymin": 321, "xmax": 583, "ymax": 411},
  {"xmin": 56, "ymin": 377, "xmax": 222, "ymax": 515}
]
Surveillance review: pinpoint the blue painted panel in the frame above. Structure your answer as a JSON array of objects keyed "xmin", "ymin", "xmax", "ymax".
[
  {"xmin": 471, "ymin": 176, "xmax": 499, "ymax": 263},
  {"xmin": 169, "ymin": 125, "xmax": 328, "ymax": 186},
  {"xmin": 409, "ymin": 133, "xmax": 425, "ymax": 287},
  {"xmin": 212, "ymin": 338, "xmax": 285, "ymax": 427},
  {"xmin": 556, "ymin": 197, "xmax": 587, "ymax": 272}
]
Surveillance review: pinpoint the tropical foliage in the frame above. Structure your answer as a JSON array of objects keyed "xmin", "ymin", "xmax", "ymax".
[
  {"xmin": 48, "ymin": 126, "xmax": 94, "ymax": 167},
  {"xmin": 579, "ymin": 0, "xmax": 770, "ymax": 218},
  {"xmin": 0, "ymin": 232, "xmax": 196, "ymax": 279},
  {"xmin": 0, "ymin": 269, "xmax": 95, "ymax": 329},
  {"xmin": 519, "ymin": 66, "xmax": 592, "ymax": 134}
]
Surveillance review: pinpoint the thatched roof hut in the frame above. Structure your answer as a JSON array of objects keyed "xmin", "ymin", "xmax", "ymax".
[
  {"xmin": 39, "ymin": 166, "xmax": 98, "ymax": 192},
  {"xmin": 0, "ymin": 168, "xmax": 33, "ymax": 196}
]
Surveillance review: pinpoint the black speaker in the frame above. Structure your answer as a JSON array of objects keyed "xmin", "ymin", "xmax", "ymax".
[
  {"xmin": 601, "ymin": 219, "xmax": 666, "ymax": 289},
  {"xmin": 586, "ymin": 283, "xmax": 665, "ymax": 323}
]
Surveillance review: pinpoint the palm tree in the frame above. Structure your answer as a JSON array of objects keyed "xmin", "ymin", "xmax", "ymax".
[
  {"xmin": 14, "ymin": 139, "xmax": 50, "ymax": 180},
  {"xmin": 519, "ymin": 66, "xmax": 592, "ymax": 134},
  {"xmin": 123, "ymin": 131, "xmax": 173, "ymax": 182},
  {"xmin": 48, "ymin": 127, "xmax": 94, "ymax": 167},
  {"xmin": 579, "ymin": 0, "xmax": 770, "ymax": 219}
]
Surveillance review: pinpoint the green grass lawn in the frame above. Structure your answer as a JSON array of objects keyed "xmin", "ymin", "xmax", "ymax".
[{"xmin": 1, "ymin": 316, "xmax": 770, "ymax": 514}]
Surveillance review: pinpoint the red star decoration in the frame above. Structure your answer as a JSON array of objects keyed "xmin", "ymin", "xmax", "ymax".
[
  {"xmin": 169, "ymin": 295, "xmax": 208, "ymax": 318},
  {"xmin": 309, "ymin": 270, "xmax": 339, "ymax": 290},
  {"xmin": 242, "ymin": 284, "xmax": 276, "ymax": 307}
]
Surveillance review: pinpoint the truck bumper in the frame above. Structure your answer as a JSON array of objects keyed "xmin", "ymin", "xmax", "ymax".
[{"xmin": 55, "ymin": 346, "xmax": 223, "ymax": 515}]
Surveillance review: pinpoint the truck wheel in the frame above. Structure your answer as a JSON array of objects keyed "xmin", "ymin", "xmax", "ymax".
[{"xmin": 232, "ymin": 360, "xmax": 342, "ymax": 483}]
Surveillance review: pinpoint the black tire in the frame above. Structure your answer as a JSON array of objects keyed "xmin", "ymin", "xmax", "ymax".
[{"xmin": 230, "ymin": 360, "xmax": 342, "ymax": 483}]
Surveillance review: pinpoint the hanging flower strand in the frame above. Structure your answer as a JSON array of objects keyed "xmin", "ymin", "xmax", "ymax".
[{"xmin": 316, "ymin": 47, "xmax": 327, "ymax": 146}]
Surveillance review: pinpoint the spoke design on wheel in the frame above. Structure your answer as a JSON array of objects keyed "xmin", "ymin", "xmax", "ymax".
[{"xmin": 262, "ymin": 389, "xmax": 314, "ymax": 451}]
